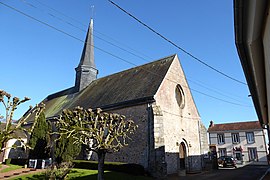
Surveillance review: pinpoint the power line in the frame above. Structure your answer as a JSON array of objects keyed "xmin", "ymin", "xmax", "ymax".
[
  {"xmin": 108, "ymin": 0, "xmax": 247, "ymax": 86},
  {"xmin": 19, "ymin": 0, "xmax": 86, "ymax": 32},
  {"xmin": 32, "ymin": 0, "xmax": 86, "ymax": 27},
  {"xmin": 162, "ymin": 109, "xmax": 201, "ymax": 120},
  {"xmin": 17, "ymin": 0, "xmax": 250, "ymax": 103},
  {"xmin": 19, "ymin": 0, "xmax": 154, "ymax": 61},
  {"xmin": 94, "ymin": 30, "xmax": 153, "ymax": 60},
  {"xmin": 0, "ymin": 1, "xmax": 252, "ymax": 108}
]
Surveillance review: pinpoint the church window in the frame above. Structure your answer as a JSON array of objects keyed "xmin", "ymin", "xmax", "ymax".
[{"xmin": 175, "ymin": 85, "xmax": 185, "ymax": 108}]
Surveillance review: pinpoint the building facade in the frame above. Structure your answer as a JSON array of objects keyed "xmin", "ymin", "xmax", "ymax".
[{"xmin": 208, "ymin": 121, "xmax": 268, "ymax": 165}]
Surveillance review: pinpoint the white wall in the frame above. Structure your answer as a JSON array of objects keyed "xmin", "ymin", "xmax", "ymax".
[
  {"xmin": 4, "ymin": 138, "xmax": 27, "ymax": 161},
  {"xmin": 208, "ymin": 130, "xmax": 268, "ymax": 164}
]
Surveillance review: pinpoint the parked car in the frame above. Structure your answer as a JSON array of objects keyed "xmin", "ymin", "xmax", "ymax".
[{"xmin": 218, "ymin": 156, "xmax": 237, "ymax": 168}]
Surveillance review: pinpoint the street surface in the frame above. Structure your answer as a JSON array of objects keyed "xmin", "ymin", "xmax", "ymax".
[{"xmin": 168, "ymin": 165, "xmax": 269, "ymax": 180}]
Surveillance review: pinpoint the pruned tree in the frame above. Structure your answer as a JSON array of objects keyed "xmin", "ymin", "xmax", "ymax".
[
  {"xmin": 55, "ymin": 106, "xmax": 138, "ymax": 180},
  {"xmin": 0, "ymin": 89, "xmax": 45, "ymax": 154}
]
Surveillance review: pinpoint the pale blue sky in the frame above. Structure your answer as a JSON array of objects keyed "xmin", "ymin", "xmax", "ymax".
[{"xmin": 0, "ymin": 0, "xmax": 256, "ymax": 126}]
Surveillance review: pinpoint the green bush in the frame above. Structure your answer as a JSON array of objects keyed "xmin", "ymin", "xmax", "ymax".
[
  {"xmin": 5, "ymin": 158, "xmax": 11, "ymax": 165},
  {"xmin": 72, "ymin": 160, "xmax": 145, "ymax": 176}
]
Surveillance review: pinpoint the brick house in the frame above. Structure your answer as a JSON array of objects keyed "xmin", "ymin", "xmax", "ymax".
[
  {"xmin": 208, "ymin": 121, "xmax": 268, "ymax": 165},
  {"xmin": 27, "ymin": 19, "xmax": 208, "ymax": 177}
]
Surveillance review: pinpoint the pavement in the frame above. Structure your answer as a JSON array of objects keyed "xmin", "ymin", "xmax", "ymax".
[
  {"xmin": 167, "ymin": 164, "xmax": 270, "ymax": 180},
  {"xmin": 0, "ymin": 165, "xmax": 45, "ymax": 179}
]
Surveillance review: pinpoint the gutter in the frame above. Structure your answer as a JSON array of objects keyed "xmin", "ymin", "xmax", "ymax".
[
  {"xmin": 45, "ymin": 96, "xmax": 156, "ymax": 121},
  {"xmin": 234, "ymin": 0, "xmax": 268, "ymax": 126}
]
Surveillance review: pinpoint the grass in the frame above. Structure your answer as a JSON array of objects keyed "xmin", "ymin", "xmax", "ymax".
[
  {"xmin": 11, "ymin": 168, "xmax": 152, "ymax": 180},
  {"xmin": 0, "ymin": 164, "xmax": 23, "ymax": 173}
]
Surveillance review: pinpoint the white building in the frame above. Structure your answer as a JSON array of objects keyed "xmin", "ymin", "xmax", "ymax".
[
  {"xmin": 0, "ymin": 123, "xmax": 28, "ymax": 163},
  {"xmin": 234, "ymin": 0, "xmax": 270, "ymax": 131},
  {"xmin": 208, "ymin": 121, "xmax": 268, "ymax": 165}
]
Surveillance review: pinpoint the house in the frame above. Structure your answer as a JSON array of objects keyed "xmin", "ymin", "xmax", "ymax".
[
  {"xmin": 208, "ymin": 121, "xmax": 268, "ymax": 165},
  {"xmin": 28, "ymin": 18, "xmax": 208, "ymax": 177},
  {"xmin": 234, "ymin": 1, "xmax": 270, "ymax": 132},
  {"xmin": 0, "ymin": 123, "xmax": 28, "ymax": 163}
]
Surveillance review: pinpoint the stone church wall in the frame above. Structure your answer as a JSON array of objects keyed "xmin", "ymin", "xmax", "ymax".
[
  {"xmin": 154, "ymin": 56, "xmax": 203, "ymax": 174},
  {"xmin": 91, "ymin": 104, "xmax": 150, "ymax": 168}
]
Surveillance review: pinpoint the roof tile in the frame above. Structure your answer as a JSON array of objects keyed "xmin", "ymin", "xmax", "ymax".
[{"xmin": 208, "ymin": 121, "xmax": 262, "ymax": 132}]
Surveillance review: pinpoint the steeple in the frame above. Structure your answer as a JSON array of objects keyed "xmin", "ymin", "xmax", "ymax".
[{"xmin": 75, "ymin": 18, "xmax": 98, "ymax": 92}]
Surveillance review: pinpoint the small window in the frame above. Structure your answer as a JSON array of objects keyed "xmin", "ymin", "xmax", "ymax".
[
  {"xmin": 175, "ymin": 85, "xmax": 185, "ymax": 108},
  {"xmin": 232, "ymin": 133, "xmax": 240, "ymax": 144},
  {"xmin": 217, "ymin": 134, "xmax": 225, "ymax": 144},
  {"xmin": 218, "ymin": 148, "xmax": 227, "ymax": 157},
  {"xmin": 246, "ymin": 132, "xmax": 255, "ymax": 144},
  {"xmin": 248, "ymin": 148, "xmax": 257, "ymax": 161}
]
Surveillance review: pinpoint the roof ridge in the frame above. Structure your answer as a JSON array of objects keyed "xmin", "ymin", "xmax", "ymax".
[
  {"xmin": 91, "ymin": 54, "xmax": 176, "ymax": 83},
  {"xmin": 214, "ymin": 120, "xmax": 259, "ymax": 125}
]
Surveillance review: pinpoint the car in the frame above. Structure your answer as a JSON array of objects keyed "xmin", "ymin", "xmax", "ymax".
[{"xmin": 218, "ymin": 156, "xmax": 237, "ymax": 168}]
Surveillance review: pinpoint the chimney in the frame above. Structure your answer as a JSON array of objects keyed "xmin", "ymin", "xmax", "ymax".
[{"xmin": 209, "ymin": 120, "xmax": 214, "ymax": 128}]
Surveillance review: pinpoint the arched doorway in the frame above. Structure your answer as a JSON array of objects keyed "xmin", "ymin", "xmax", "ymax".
[{"xmin": 179, "ymin": 142, "xmax": 186, "ymax": 170}]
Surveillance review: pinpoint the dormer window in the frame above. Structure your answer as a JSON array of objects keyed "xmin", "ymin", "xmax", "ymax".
[{"xmin": 175, "ymin": 84, "xmax": 185, "ymax": 109}]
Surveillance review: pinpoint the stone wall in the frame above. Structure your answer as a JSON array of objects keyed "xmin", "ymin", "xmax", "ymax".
[
  {"xmin": 90, "ymin": 104, "xmax": 150, "ymax": 168},
  {"xmin": 154, "ymin": 55, "xmax": 203, "ymax": 174}
]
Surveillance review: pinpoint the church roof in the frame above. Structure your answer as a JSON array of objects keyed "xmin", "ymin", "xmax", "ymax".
[
  {"xmin": 43, "ymin": 54, "xmax": 176, "ymax": 119},
  {"xmin": 207, "ymin": 121, "xmax": 262, "ymax": 132}
]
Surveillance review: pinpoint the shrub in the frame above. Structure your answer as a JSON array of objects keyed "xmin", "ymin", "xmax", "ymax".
[
  {"xmin": 4, "ymin": 158, "xmax": 11, "ymax": 165},
  {"xmin": 45, "ymin": 162, "xmax": 73, "ymax": 180},
  {"xmin": 72, "ymin": 160, "xmax": 145, "ymax": 176}
]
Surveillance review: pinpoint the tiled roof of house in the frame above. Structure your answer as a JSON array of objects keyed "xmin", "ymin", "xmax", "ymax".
[
  {"xmin": 38, "ymin": 54, "xmax": 176, "ymax": 119},
  {"xmin": 207, "ymin": 121, "xmax": 262, "ymax": 132}
]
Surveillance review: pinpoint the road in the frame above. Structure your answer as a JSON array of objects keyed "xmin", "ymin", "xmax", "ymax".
[{"xmin": 167, "ymin": 165, "xmax": 269, "ymax": 180}]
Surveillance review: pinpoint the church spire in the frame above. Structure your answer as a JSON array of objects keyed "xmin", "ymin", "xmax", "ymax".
[{"xmin": 75, "ymin": 18, "xmax": 98, "ymax": 92}]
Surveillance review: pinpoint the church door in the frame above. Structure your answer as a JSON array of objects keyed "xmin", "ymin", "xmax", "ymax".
[{"xmin": 179, "ymin": 142, "xmax": 186, "ymax": 169}]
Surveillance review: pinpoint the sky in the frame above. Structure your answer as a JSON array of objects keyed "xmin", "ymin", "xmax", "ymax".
[{"xmin": 0, "ymin": 0, "xmax": 257, "ymax": 126}]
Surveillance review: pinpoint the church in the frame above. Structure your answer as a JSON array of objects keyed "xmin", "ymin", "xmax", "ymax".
[{"xmin": 38, "ymin": 19, "xmax": 208, "ymax": 177}]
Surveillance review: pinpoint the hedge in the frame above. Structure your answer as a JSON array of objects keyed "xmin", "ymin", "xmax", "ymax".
[
  {"xmin": 8, "ymin": 159, "xmax": 28, "ymax": 166},
  {"xmin": 72, "ymin": 160, "xmax": 145, "ymax": 176}
]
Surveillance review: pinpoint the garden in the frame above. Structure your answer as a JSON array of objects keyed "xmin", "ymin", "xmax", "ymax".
[{"xmin": 0, "ymin": 90, "xmax": 150, "ymax": 180}]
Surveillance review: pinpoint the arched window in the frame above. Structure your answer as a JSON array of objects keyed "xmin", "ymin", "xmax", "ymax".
[{"xmin": 175, "ymin": 84, "xmax": 185, "ymax": 108}]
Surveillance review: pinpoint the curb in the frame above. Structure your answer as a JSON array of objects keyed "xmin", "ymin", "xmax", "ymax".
[{"xmin": 259, "ymin": 167, "xmax": 270, "ymax": 180}]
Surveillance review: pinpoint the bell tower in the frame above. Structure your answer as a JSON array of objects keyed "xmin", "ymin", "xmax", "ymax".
[{"xmin": 75, "ymin": 18, "xmax": 98, "ymax": 92}]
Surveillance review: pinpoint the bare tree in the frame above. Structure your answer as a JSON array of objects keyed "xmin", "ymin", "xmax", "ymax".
[
  {"xmin": 0, "ymin": 89, "xmax": 45, "ymax": 153},
  {"xmin": 55, "ymin": 106, "xmax": 138, "ymax": 180}
]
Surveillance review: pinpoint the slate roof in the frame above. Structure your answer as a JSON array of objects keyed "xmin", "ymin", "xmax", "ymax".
[
  {"xmin": 0, "ymin": 123, "xmax": 27, "ymax": 138},
  {"xmin": 42, "ymin": 54, "xmax": 176, "ymax": 119},
  {"xmin": 208, "ymin": 121, "xmax": 262, "ymax": 132}
]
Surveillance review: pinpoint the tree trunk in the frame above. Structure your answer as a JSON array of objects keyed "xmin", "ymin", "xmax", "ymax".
[{"xmin": 97, "ymin": 150, "xmax": 106, "ymax": 180}]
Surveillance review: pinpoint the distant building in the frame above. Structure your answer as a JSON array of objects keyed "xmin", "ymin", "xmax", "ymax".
[
  {"xmin": 0, "ymin": 123, "xmax": 28, "ymax": 163},
  {"xmin": 27, "ymin": 18, "xmax": 208, "ymax": 177},
  {"xmin": 208, "ymin": 121, "xmax": 268, "ymax": 165}
]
